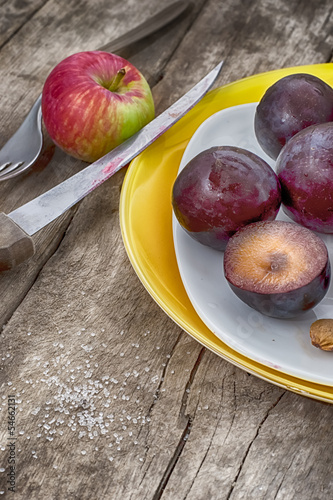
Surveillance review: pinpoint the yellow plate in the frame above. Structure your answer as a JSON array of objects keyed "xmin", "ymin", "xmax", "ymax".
[{"xmin": 120, "ymin": 63, "xmax": 333, "ymax": 403}]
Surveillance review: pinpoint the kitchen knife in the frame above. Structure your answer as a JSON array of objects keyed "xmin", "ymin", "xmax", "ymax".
[
  {"xmin": 98, "ymin": 0, "xmax": 191, "ymax": 54},
  {"xmin": 0, "ymin": 1, "xmax": 191, "ymax": 182},
  {"xmin": 0, "ymin": 61, "xmax": 223, "ymax": 270}
]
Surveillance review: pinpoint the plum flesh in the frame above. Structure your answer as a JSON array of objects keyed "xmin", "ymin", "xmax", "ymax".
[
  {"xmin": 276, "ymin": 122, "xmax": 333, "ymax": 233},
  {"xmin": 172, "ymin": 146, "xmax": 281, "ymax": 251},
  {"xmin": 255, "ymin": 73, "xmax": 333, "ymax": 160},
  {"xmin": 224, "ymin": 220, "xmax": 331, "ymax": 318}
]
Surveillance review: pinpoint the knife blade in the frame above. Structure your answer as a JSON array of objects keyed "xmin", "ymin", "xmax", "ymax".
[
  {"xmin": 0, "ymin": 61, "xmax": 223, "ymax": 270},
  {"xmin": 98, "ymin": 0, "xmax": 191, "ymax": 54},
  {"xmin": 0, "ymin": 0, "xmax": 190, "ymax": 182}
]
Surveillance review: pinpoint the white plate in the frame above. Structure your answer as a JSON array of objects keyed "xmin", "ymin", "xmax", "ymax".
[{"xmin": 173, "ymin": 103, "xmax": 333, "ymax": 385}]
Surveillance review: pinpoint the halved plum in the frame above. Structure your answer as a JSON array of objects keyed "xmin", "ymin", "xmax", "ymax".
[
  {"xmin": 223, "ymin": 220, "xmax": 331, "ymax": 318},
  {"xmin": 172, "ymin": 146, "xmax": 281, "ymax": 251}
]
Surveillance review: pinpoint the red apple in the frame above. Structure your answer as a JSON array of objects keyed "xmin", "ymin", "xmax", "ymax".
[{"xmin": 41, "ymin": 51, "xmax": 155, "ymax": 162}]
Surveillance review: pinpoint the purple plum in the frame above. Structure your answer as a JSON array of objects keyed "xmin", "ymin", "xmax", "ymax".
[
  {"xmin": 255, "ymin": 73, "xmax": 333, "ymax": 160},
  {"xmin": 172, "ymin": 146, "xmax": 281, "ymax": 251},
  {"xmin": 276, "ymin": 122, "xmax": 333, "ymax": 233}
]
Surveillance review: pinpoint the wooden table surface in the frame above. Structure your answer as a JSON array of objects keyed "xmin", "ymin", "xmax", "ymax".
[{"xmin": 1, "ymin": 0, "xmax": 333, "ymax": 498}]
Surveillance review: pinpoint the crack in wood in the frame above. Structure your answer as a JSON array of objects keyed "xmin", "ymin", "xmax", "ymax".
[
  {"xmin": 273, "ymin": 449, "xmax": 299, "ymax": 500},
  {"xmin": 136, "ymin": 331, "xmax": 183, "ymax": 470},
  {"xmin": 184, "ymin": 374, "xmax": 228, "ymax": 499},
  {"xmin": 179, "ymin": 346, "xmax": 206, "ymax": 423},
  {"xmin": 152, "ymin": 417, "xmax": 193, "ymax": 500},
  {"xmin": 219, "ymin": 378, "xmax": 237, "ymax": 447},
  {"xmin": 225, "ymin": 391, "xmax": 286, "ymax": 500},
  {"xmin": 148, "ymin": 346, "xmax": 205, "ymax": 499},
  {"xmin": 141, "ymin": 331, "xmax": 183, "ymax": 430},
  {"xmin": 148, "ymin": 0, "xmax": 206, "ymax": 90}
]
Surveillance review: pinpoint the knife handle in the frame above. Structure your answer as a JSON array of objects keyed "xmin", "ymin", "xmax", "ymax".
[{"xmin": 0, "ymin": 213, "xmax": 35, "ymax": 270}]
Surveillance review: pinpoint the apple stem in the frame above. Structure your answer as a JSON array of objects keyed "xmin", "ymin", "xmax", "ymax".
[{"xmin": 109, "ymin": 68, "xmax": 126, "ymax": 92}]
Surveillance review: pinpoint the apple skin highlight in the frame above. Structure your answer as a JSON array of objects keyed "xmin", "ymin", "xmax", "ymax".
[{"xmin": 42, "ymin": 51, "xmax": 155, "ymax": 162}]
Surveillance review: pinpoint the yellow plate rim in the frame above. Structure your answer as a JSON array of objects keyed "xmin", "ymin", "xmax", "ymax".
[{"xmin": 120, "ymin": 63, "xmax": 333, "ymax": 403}]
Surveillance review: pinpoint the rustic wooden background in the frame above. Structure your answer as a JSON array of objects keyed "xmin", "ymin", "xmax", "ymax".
[{"xmin": 0, "ymin": 0, "xmax": 333, "ymax": 498}]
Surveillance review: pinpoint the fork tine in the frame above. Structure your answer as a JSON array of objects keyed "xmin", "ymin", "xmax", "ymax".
[
  {"xmin": 0, "ymin": 94, "xmax": 43, "ymax": 182},
  {"xmin": 0, "ymin": 162, "xmax": 24, "ymax": 175},
  {"xmin": 0, "ymin": 162, "xmax": 11, "ymax": 172}
]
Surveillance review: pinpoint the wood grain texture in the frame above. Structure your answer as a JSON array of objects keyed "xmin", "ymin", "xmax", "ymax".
[
  {"xmin": 0, "ymin": 0, "xmax": 197, "ymax": 327},
  {"xmin": 0, "ymin": 0, "xmax": 47, "ymax": 49},
  {"xmin": 0, "ymin": 0, "xmax": 333, "ymax": 499}
]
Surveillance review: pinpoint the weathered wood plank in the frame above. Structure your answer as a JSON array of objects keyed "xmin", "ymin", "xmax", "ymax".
[
  {"xmin": 0, "ymin": 0, "xmax": 333, "ymax": 499},
  {"xmin": 134, "ymin": 350, "xmax": 284, "ymax": 500},
  {"xmin": 0, "ymin": 0, "xmax": 48, "ymax": 49},
  {"xmin": 0, "ymin": 0, "xmax": 200, "ymax": 329},
  {"xmin": 227, "ymin": 393, "xmax": 333, "ymax": 499},
  {"xmin": 152, "ymin": 0, "xmax": 333, "ymax": 112}
]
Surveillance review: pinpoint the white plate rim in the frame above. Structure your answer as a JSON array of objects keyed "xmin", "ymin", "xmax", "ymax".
[{"xmin": 172, "ymin": 103, "xmax": 333, "ymax": 386}]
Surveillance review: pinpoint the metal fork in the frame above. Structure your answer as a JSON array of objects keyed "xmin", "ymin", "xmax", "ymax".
[
  {"xmin": 0, "ymin": 0, "xmax": 190, "ymax": 182},
  {"xmin": 0, "ymin": 96, "xmax": 43, "ymax": 181}
]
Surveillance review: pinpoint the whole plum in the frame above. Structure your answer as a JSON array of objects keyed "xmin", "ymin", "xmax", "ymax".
[
  {"xmin": 255, "ymin": 73, "xmax": 333, "ymax": 160},
  {"xmin": 276, "ymin": 122, "xmax": 333, "ymax": 233},
  {"xmin": 172, "ymin": 146, "xmax": 281, "ymax": 251}
]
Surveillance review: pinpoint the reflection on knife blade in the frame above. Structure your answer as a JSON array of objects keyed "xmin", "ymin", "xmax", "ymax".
[
  {"xmin": 0, "ymin": 61, "xmax": 223, "ymax": 270},
  {"xmin": 10, "ymin": 61, "xmax": 223, "ymax": 236},
  {"xmin": 0, "ymin": 0, "xmax": 191, "ymax": 183}
]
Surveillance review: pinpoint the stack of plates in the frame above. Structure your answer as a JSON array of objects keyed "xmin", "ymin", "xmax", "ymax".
[{"xmin": 120, "ymin": 63, "xmax": 333, "ymax": 403}]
